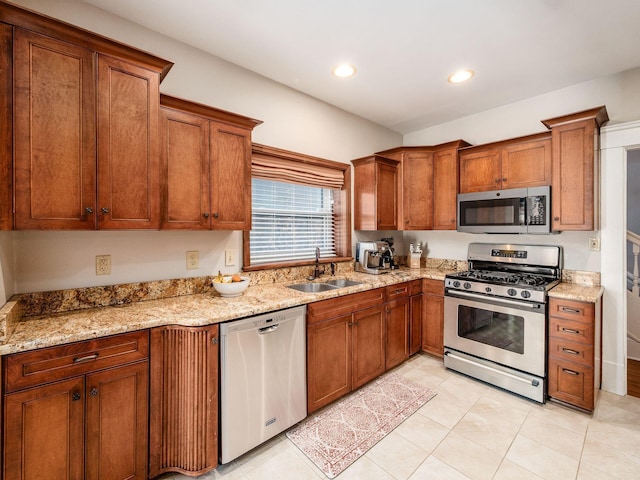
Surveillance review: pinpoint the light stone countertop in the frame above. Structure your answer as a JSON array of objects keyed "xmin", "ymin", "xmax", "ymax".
[
  {"xmin": 0, "ymin": 269, "xmax": 447, "ymax": 355},
  {"xmin": 0, "ymin": 267, "xmax": 604, "ymax": 356}
]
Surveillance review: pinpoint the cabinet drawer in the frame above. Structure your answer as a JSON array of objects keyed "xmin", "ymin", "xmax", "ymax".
[
  {"xmin": 422, "ymin": 279, "xmax": 444, "ymax": 296},
  {"xmin": 549, "ymin": 316, "xmax": 594, "ymax": 346},
  {"xmin": 307, "ymin": 288, "xmax": 384, "ymax": 323},
  {"xmin": 385, "ymin": 282, "xmax": 410, "ymax": 301},
  {"xmin": 549, "ymin": 298, "xmax": 594, "ymax": 323},
  {"xmin": 548, "ymin": 357, "xmax": 594, "ymax": 410},
  {"xmin": 4, "ymin": 330, "xmax": 149, "ymax": 393},
  {"xmin": 548, "ymin": 337, "xmax": 594, "ymax": 366},
  {"xmin": 410, "ymin": 280, "xmax": 422, "ymax": 296}
]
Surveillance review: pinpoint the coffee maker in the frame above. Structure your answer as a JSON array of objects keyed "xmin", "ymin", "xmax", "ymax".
[{"xmin": 355, "ymin": 241, "xmax": 392, "ymax": 274}]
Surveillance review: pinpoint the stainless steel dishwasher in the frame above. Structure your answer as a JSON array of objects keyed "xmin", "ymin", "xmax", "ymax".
[{"xmin": 220, "ymin": 305, "xmax": 307, "ymax": 463}]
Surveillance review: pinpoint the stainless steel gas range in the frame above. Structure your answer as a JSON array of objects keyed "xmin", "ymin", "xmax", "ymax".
[{"xmin": 443, "ymin": 243, "xmax": 562, "ymax": 403}]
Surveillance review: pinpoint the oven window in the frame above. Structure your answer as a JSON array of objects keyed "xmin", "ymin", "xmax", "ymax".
[{"xmin": 457, "ymin": 304, "xmax": 524, "ymax": 354}]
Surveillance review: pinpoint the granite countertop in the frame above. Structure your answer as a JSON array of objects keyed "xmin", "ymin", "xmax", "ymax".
[
  {"xmin": 0, "ymin": 268, "xmax": 448, "ymax": 355},
  {"xmin": 0, "ymin": 266, "xmax": 604, "ymax": 356}
]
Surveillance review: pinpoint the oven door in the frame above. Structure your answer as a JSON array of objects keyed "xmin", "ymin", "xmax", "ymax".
[{"xmin": 444, "ymin": 290, "xmax": 546, "ymax": 377}]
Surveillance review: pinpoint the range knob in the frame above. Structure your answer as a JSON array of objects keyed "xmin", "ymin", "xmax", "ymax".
[
  {"xmin": 507, "ymin": 288, "xmax": 517, "ymax": 297},
  {"xmin": 453, "ymin": 281, "xmax": 461, "ymax": 288},
  {"xmin": 521, "ymin": 290, "xmax": 531, "ymax": 299},
  {"xmin": 463, "ymin": 282, "xmax": 472, "ymax": 290},
  {"xmin": 485, "ymin": 286, "xmax": 492, "ymax": 293}
]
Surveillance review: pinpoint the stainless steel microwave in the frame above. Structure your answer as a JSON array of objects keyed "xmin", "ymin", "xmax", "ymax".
[{"xmin": 457, "ymin": 186, "xmax": 551, "ymax": 234}]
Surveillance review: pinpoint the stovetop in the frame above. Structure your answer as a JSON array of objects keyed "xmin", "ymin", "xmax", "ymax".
[{"xmin": 446, "ymin": 269, "xmax": 557, "ymax": 289}]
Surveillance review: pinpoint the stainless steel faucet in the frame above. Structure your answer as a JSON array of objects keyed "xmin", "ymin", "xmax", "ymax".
[{"xmin": 308, "ymin": 247, "xmax": 324, "ymax": 280}]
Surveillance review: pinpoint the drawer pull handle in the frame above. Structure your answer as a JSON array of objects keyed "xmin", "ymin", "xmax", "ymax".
[
  {"xmin": 562, "ymin": 368, "xmax": 579, "ymax": 376},
  {"xmin": 561, "ymin": 307, "xmax": 581, "ymax": 314},
  {"xmin": 73, "ymin": 353, "xmax": 99, "ymax": 363},
  {"xmin": 561, "ymin": 327, "xmax": 580, "ymax": 335},
  {"xmin": 392, "ymin": 289, "xmax": 406, "ymax": 295},
  {"xmin": 562, "ymin": 347, "xmax": 580, "ymax": 355}
]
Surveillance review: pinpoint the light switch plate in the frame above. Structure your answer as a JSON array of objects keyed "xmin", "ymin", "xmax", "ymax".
[
  {"xmin": 186, "ymin": 251, "xmax": 199, "ymax": 270},
  {"xmin": 225, "ymin": 249, "xmax": 236, "ymax": 266}
]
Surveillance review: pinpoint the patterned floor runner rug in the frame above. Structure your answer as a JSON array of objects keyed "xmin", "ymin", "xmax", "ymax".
[{"xmin": 286, "ymin": 371, "xmax": 436, "ymax": 478}]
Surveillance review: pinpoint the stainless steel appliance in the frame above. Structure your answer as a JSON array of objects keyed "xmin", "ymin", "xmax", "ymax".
[
  {"xmin": 457, "ymin": 186, "xmax": 551, "ymax": 234},
  {"xmin": 355, "ymin": 241, "xmax": 392, "ymax": 274},
  {"xmin": 443, "ymin": 243, "xmax": 562, "ymax": 402},
  {"xmin": 220, "ymin": 305, "xmax": 307, "ymax": 463}
]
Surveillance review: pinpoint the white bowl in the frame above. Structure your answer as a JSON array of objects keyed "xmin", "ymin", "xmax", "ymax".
[{"xmin": 212, "ymin": 277, "xmax": 250, "ymax": 297}]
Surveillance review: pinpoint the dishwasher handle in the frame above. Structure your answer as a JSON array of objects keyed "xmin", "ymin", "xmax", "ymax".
[{"xmin": 258, "ymin": 324, "xmax": 280, "ymax": 334}]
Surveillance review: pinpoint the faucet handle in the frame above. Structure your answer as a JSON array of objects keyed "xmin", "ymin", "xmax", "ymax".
[{"xmin": 330, "ymin": 262, "xmax": 336, "ymax": 275}]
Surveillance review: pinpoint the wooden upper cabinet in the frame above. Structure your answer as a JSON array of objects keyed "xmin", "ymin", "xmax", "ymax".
[
  {"xmin": 353, "ymin": 156, "xmax": 399, "ymax": 230},
  {"xmin": 459, "ymin": 133, "xmax": 551, "ymax": 193},
  {"xmin": 0, "ymin": 22, "xmax": 12, "ymax": 230},
  {"xmin": 402, "ymin": 151, "xmax": 434, "ymax": 230},
  {"xmin": 159, "ymin": 95, "xmax": 261, "ymax": 230},
  {"xmin": 433, "ymin": 141, "xmax": 469, "ymax": 229},
  {"xmin": 542, "ymin": 106, "xmax": 609, "ymax": 231},
  {"xmin": 97, "ymin": 55, "xmax": 160, "ymax": 229},
  {"xmin": 13, "ymin": 28, "xmax": 97, "ymax": 229}
]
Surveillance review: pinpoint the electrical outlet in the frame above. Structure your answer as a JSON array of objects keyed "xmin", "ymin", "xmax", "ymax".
[
  {"xmin": 225, "ymin": 249, "xmax": 236, "ymax": 266},
  {"xmin": 96, "ymin": 255, "xmax": 111, "ymax": 275},
  {"xmin": 186, "ymin": 251, "xmax": 199, "ymax": 270},
  {"xmin": 588, "ymin": 237, "xmax": 601, "ymax": 251}
]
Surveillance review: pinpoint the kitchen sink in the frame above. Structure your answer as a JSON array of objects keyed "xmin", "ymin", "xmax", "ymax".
[
  {"xmin": 324, "ymin": 279, "xmax": 363, "ymax": 288},
  {"xmin": 287, "ymin": 282, "xmax": 340, "ymax": 293}
]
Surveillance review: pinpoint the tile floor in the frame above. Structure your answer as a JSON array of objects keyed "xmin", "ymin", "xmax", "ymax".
[{"xmin": 157, "ymin": 353, "xmax": 640, "ymax": 480}]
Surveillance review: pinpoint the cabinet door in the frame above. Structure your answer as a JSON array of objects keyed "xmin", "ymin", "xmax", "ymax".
[
  {"xmin": 501, "ymin": 139, "xmax": 551, "ymax": 189},
  {"xmin": 352, "ymin": 305, "xmax": 386, "ymax": 389},
  {"xmin": 210, "ymin": 123, "xmax": 252, "ymax": 230},
  {"xmin": 385, "ymin": 297, "xmax": 410, "ymax": 370},
  {"xmin": 433, "ymin": 147, "xmax": 458, "ymax": 230},
  {"xmin": 0, "ymin": 22, "xmax": 12, "ymax": 230},
  {"xmin": 402, "ymin": 151, "xmax": 434, "ymax": 230},
  {"xmin": 307, "ymin": 314, "xmax": 352, "ymax": 413},
  {"xmin": 422, "ymin": 279, "xmax": 445, "ymax": 358},
  {"xmin": 97, "ymin": 55, "xmax": 160, "ymax": 229},
  {"xmin": 14, "ymin": 28, "xmax": 96, "ymax": 229},
  {"xmin": 409, "ymin": 293, "xmax": 423, "ymax": 355},
  {"xmin": 4, "ymin": 377, "xmax": 85, "ymax": 480},
  {"xmin": 85, "ymin": 362, "xmax": 148, "ymax": 480},
  {"xmin": 149, "ymin": 325, "xmax": 219, "ymax": 477},
  {"xmin": 550, "ymin": 119, "xmax": 597, "ymax": 231},
  {"xmin": 160, "ymin": 107, "xmax": 210, "ymax": 229},
  {"xmin": 459, "ymin": 149, "xmax": 501, "ymax": 193},
  {"xmin": 375, "ymin": 161, "xmax": 398, "ymax": 230}
]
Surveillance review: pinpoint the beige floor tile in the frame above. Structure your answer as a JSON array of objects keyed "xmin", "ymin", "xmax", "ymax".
[
  {"xmin": 417, "ymin": 390, "xmax": 467, "ymax": 429},
  {"xmin": 436, "ymin": 373, "xmax": 489, "ymax": 410},
  {"xmin": 394, "ymin": 412, "xmax": 450, "ymax": 453},
  {"xmin": 506, "ymin": 434, "xmax": 579, "ymax": 480},
  {"xmin": 452, "ymin": 411, "xmax": 518, "ymax": 456},
  {"xmin": 432, "ymin": 431, "xmax": 503, "ymax": 480},
  {"xmin": 334, "ymin": 455, "xmax": 395, "ymax": 480},
  {"xmin": 518, "ymin": 412, "xmax": 586, "ymax": 460},
  {"xmin": 409, "ymin": 455, "xmax": 472, "ymax": 479},
  {"xmin": 576, "ymin": 462, "xmax": 621, "ymax": 480},
  {"xmin": 365, "ymin": 430, "xmax": 429, "ymax": 480},
  {"xmin": 242, "ymin": 442, "xmax": 322, "ymax": 480},
  {"xmin": 581, "ymin": 426, "xmax": 640, "ymax": 478},
  {"xmin": 466, "ymin": 391, "xmax": 531, "ymax": 432},
  {"xmin": 493, "ymin": 459, "xmax": 544, "ymax": 479},
  {"xmin": 585, "ymin": 419, "xmax": 640, "ymax": 460},
  {"xmin": 527, "ymin": 401, "xmax": 591, "ymax": 435}
]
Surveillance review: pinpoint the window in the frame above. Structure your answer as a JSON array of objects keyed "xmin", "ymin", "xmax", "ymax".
[{"xmin": 243, "ymin": 144, "xmax": 351, "ymax": 270}]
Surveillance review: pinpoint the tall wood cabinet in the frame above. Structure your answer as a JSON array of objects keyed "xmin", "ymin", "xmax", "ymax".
[
  {"xmin": 458, "ymin": 133, "xmax": 552, "ymax": 193},
  {"xmin": 542, "ymin": 106, "xmax": 609, "ymax": 231},
  {"xmin": 3, "ymin": 331, "xmax": 149, "ymax": 480},
  {"xmin": 149, "ymin": 325, "xmax": 219, "ymax": 477},
  {"xmin": 3, "ymin": 2, "xmax": 173, "ymax": 230},
  {"xmin": 352, "ymin": 156, "xmax": 399, "ymax": 230},
  {"xmin": 159, "ymin": 95, "xmax": 262, "ymax": 230}
]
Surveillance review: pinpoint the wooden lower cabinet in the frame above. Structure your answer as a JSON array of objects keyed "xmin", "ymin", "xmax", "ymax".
[
  {"xmin": 352, "ymin": 306, "xmax": 387, "ymax": 388},
  {"xmin": 422, "ymin": 279, "xmax": 445, "ymax": 357},
  {"xmin": 409, "ymin": 280, "xmax": 423, "ymax": 355},
  {"xmin": 149, "ymin": 325, "xmax": 219, "ymax": 478},
  {"xmin": 385, "ymin": 295, "xmax": 410, "ymax": 370},
  {"xmin": 3, "ymin": 357, "xmax": 149, "ymax": 480}
]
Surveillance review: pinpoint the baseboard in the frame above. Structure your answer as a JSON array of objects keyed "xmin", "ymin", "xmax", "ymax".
[{"xmin": 601, "ymin": 359, "xmax": 626, "ymax": 395}]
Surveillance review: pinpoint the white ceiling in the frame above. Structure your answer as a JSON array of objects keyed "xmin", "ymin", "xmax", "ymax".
[{"xmin": 80, "ymin": 0, "xmax": 640, "ymax": 134}]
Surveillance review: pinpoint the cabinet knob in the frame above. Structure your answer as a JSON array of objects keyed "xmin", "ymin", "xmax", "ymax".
[
  {"xmin": 553, "ymin": 216, "xmax": 560, "ymax": 221},
  {"xmin": 213, "ymin": 213, "xmax": 219, "ymax": 219},
  {"xmin": 203, "ymin": 213, "xmax": 210, "ymax": 219},
  {"xmin": 495, "ymin": 179, "xmax": 500, "ymax": 183},
  {"xmin": 85, "ymin": 207, "xmax": 94, "ymax": 214},
  {"xmin": 90, "ymin": 387, "xmax": 98, "ymax": 397},
  {"xmin": 502, "ymin": 177, "xmax": 507, "ymax": 182},
  {"xmin": 72, "ymin": 392, "xmax": 81, "ymax": 401},
  {"xmin": 101, "ymin": 207, "xmax": 110, "ymax": 214}
]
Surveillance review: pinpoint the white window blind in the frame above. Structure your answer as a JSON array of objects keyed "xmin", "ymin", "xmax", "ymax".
[{"xmin": 250, "ymin": 178, "xmax": 336, "ymax": 265}]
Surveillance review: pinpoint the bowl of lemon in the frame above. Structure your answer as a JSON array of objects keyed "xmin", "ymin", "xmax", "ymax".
[{"xmin": 212, "ymin": 272, "xmax": 250, "ymax": 297}]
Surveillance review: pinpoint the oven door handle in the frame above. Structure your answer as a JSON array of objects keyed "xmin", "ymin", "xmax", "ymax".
[
  {"xmin": 445, "ymin": 289, "xmax": 543, "ymax": 311},
  {"xmin": 444, "ymin": 351, "xmax": 540, "ymax": 387}
]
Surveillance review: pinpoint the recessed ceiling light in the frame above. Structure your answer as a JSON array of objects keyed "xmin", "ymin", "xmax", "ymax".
[
  {"xmin": 448, "ymin": 69, "xmax": 474, "ymax": 83},
  {"xmin": 333, "ymin": 64, "xmax": 356, "ymax": 78}
]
